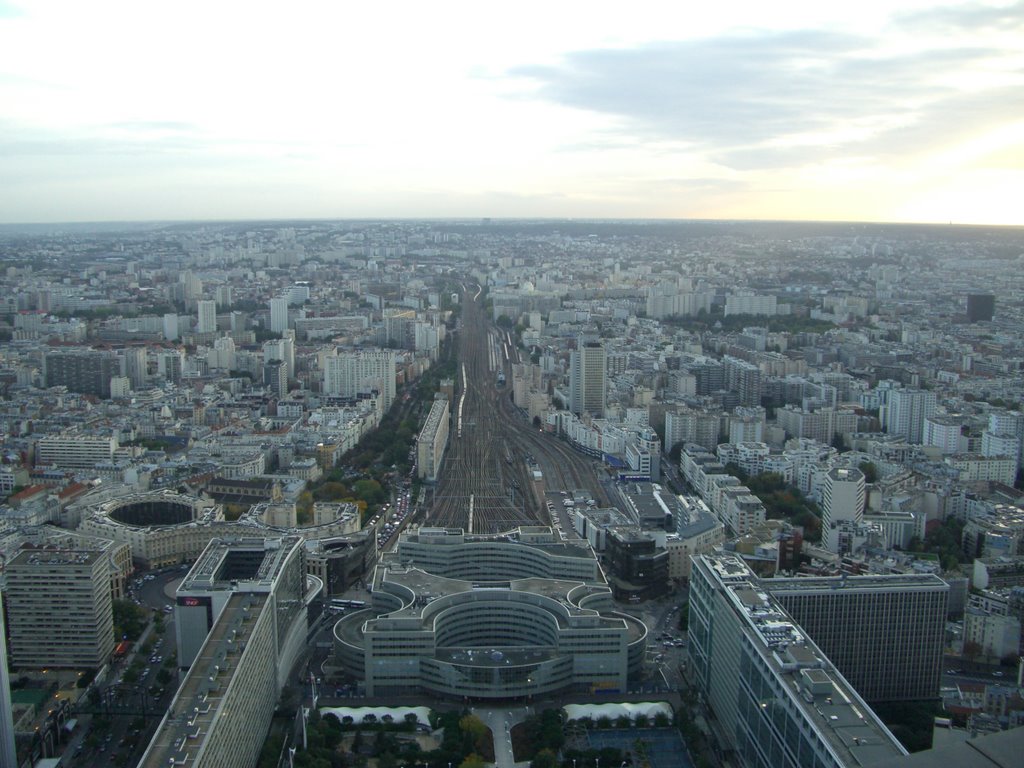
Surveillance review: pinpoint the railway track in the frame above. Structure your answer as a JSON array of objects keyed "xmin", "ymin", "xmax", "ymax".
[{"xmin": 427, "ymin": 284, "xmax": 611, "ymax": 533}]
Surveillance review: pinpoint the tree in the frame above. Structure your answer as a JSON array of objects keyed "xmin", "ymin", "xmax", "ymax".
[
  {"xmin": 459, "ymin": 755, "xmax": 486, "ymax": 768},
  {"xmin": 112, "ymin": 598, "xmax": 148, "ymax": 641},
  {"xmin": 296, "ymin": 490, "xmax": 314, "ymax": 524},
  {"xmin": 530, "ymin": 749, "xmax": 558, "ymax": 768},
  {"xmin": 460, "ymin": 713, "xmax": 488, "ymax": 752},
  {"xmin": 963, "ymin": 640, "xmax": 982, "ymax": 659},
  {"xmin": 678, "ymin": 603, "xmax": 689, "ymax": 631},
  {"xmin": 858, "ymin": 461, "xmax": 879, "ymax": 483}
]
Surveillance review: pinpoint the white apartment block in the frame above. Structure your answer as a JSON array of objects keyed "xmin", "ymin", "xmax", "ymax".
[
  {"xmin": 36, "ymin": 434, "xmax": 117, "ymax": 469},
  {"xmin": 417, "ymin": 397, "xmax": 450, "ymax": 482},
  {"xmin": 724, "ymin": 293, "xmax": 777, "ymax": 317},
  {"xmin": 945, "ymin": 454, "xmax": 1017, "ymax": 485},
  {"xmin": 323, "ymin": 349, "xmax": 397, "ymax": 409}
]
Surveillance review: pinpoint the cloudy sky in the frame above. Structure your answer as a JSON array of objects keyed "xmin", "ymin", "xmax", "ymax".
[{"xmin": 1, "ymin": 0, "xmax": 1021, "ymax": 224}]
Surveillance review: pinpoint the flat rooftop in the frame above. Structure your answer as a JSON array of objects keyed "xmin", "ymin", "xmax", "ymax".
[
  {"xmin": 766, "ymin": 573, "xmax": 949, "ymax": 594},
  {"xmin": 182, "ymin": 536, "xmax": 300, "ymax": 592},
  {"xmin": 140, "ymin": 592, "xmax": 269, "ymax": 768},
  {"xmin": 8, "ymin": 548, "xmax": 102, "ymax": 568},
  {"xmin": 709, "ymin": 555, "xmax": 906, "ymax": 767}
]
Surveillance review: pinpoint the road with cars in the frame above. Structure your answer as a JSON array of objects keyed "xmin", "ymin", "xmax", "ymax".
[{"xmin": 66, "ymin": 567, "xmax": 186, "ymax": 767}]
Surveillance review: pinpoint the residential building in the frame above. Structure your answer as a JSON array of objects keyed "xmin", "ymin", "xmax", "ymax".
[
  {"xmin": 36, "ymin": 434, "xmax": 117, "ymax": 469},
  {"xmin": 5, "ymin": 548, "xmax": 114, "ymax": 669},
  {"xmin": 269, "ymin": 296, "xmax": 288, "ymax": 333},
  {"xmin": 197, "ymin": 299, "xmax": 217, "ymax": 334},
  {"xmin": 822, "ymin": 467, "xmax": 866, "ymax": 553},
  {"xmin": 884, "ymin": 389, "xmax": 937, "ymax": 444},
  {"xmin": 417, "ymin": 396, "xmax": 449, "ymax": 482},
  {"xmin": 569, "ymin": 340, "xmax": 607, "ymax": 418},
  {"xmin": 43, "ymin": 349, "xmax": 119, "ymax": 398},
  {"xmin": 323, "ymin": 349, "xmax": 397, "ymax": 409}
]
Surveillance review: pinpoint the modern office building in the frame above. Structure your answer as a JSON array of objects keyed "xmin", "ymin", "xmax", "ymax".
[
  {"xmin": 688, "ymin": 554, "xmax": 906, "ymax": 768},
  {"xmin": 4, "ymin": 548, "xmax": 114, "ymax": 669},
  {"xmin": 196, "ymin": 299, "xmax": 217, "ymax": 334},
  {"xmin": 766, "ymin": 573, "xmax": 949, "ymax": 703},
  {"xmin": 0, "ymin": 591, "xmax": 17, "ymax": 768},
  {"xmin": 821, "ymin": 467, "xmax": 866, "ymax": 553},
  {"xmin": 333, "ymin": 527, "xmax": 645, "ymax": 699},
  {"xmin": 416, "ymin": 395, "xmax": 450, "ymax": 481},
  {"xmin": 141, "ymin": 537, "xmax": 313, "ymax": 768},
  {"xmin": 323, "ymin": 349, "xmax": 397, "ymax": 409},
  {"xmin": 269, "ymin": 296, "xmax": 289, "ymax": 333},
  {"xmin": 569, "ymin": 340, "xmax": 607, "ymax": 418},
  {"xmin": 43, "ymin": 349, "xmax": 119, "ymax": 398},
  {"xmin": 967, "ymin": 293, "xmax": 995, "ymax": 323},
  {"xmin": 604, "ymin": 526, "xmax": 669, "ymax": 601},
  {"xmin": 884, "ymin": 389, "xmax": 937, "ymax": 444}
]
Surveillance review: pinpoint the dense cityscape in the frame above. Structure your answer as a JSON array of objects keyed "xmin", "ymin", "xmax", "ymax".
[{"xmin": 0, "ymin": 218, "xmax": 1021, "ymax": 767}]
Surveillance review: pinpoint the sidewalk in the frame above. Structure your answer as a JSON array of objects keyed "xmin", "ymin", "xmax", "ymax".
[{"xmin": 471, "ymin": 705, "xmax": 533, "ymax": 768}]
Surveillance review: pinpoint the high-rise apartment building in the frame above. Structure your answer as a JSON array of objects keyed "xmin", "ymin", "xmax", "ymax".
[
  {"xmin": 884, "ymin": 388, "xmax": 937, "ymax": 444},
  {"xmin": 43, "ymin": 349, "xmax": 118, "ymax": 398},
  {"xmin": 215, "ymin": 284, "xmax": 232, "ymax": 308},
  {"xmin": 767, "ymin": 573, "xmax": 948, "ymax": 703},
  {"xmin": 323, "ymin": 349, "xmax": 397, "ymax": 409},
  {"xmin": 821, "ymin": 467, "xmax": 865, "ymax": 553},
  {"xmin": 269, "ymin": 296, "xmax": 289, "ymax": 333},
  {"xmin": 569, "ymin": 340, "xmax": 606, "ymax": 418},
  {"xmin": 723, "ymin": 355, "xmax": 763, "ymax": 407},
  {"xmin": 197, "ymin": 299, "xmax": 217, "ymax": 334},
  {"xmin": 263, "ymin": 358, "xmax": 288, "ymax": 399},
  {"xmin": 688, "ymin": 554, "xmax": 905, "ymax": 768},
  {"xmin": 120, "ymin": 345, "xmax": 148, "ymax": 389},
  {"xmin": 163, "ymin": 312, "xmax": 180, "ymax": 341},
  {"xmin": 5, "ymin": 549, "xmax": 114, "ymax": 669},
  {"xmin": 263, "ymin": 334, "xmax": 295, "ymax": 378}
]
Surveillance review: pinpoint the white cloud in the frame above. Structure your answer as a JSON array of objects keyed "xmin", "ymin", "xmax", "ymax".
[{"xmin": 0, "ymin": 1, "xmax": 1021, "ymax": 223}]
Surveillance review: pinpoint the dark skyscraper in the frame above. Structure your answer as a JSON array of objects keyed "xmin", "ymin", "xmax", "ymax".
[
  {"xmin": 967, "ymin": 293, "xmax": 995, "ymax": 322},
  {"xmin": 43, "ymin": 350, "xmax": 118, "ymax": 398}
]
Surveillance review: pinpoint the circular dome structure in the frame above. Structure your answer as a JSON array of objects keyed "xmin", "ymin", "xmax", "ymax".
[
  {"xmin": 107, "ymin": 497, "xmax": 197, "ymax": 527},
  {"xmin": 76, "ymin": 489, "xmax": 224, "ymax": 568}
]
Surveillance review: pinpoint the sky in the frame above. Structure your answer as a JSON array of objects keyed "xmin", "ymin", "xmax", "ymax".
[{"xmin": 0, "ymin": 0, "xmax": 1022, "ymax": 225}]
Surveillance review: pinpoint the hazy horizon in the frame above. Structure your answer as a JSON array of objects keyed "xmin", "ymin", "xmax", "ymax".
[{"xmin": 2, "ymin": 1, "xmax": 1022, "ymax": 226}]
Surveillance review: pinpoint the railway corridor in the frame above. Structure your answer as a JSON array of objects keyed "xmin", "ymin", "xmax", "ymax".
[{"xmin": 427, "ymin": 285, "xmax": 612, "ymax": 534}]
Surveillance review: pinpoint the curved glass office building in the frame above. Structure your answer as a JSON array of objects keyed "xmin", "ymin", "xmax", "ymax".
[{"xmin": 333, "ymin": 527, "xmax": 646, "ymax": 699}]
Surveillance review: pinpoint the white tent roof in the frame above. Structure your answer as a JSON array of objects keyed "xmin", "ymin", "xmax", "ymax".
[{"xmin": 563, "ymin": 701, "xmax": 673, "ymax": 722}]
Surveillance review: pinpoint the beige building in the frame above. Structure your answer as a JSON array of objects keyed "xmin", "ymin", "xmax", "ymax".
[{"xmin": 5, "ymin": 548, "xmax": 114, "ymax": 669}]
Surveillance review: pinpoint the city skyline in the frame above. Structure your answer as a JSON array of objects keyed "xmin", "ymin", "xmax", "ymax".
[{"xmin": 1, "ymin": 0, "xmax": 1022, "ymax": 226}]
